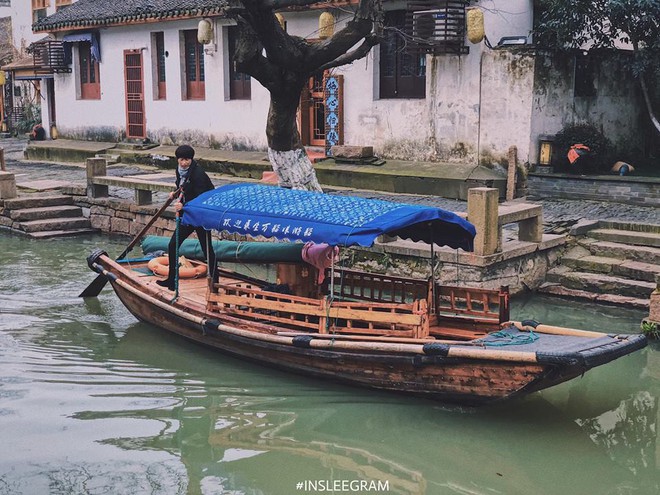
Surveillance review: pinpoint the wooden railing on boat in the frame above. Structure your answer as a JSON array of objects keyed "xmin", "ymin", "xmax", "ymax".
[
  {"xmin": 206, "ymin": 266, "xmax": 508, "ymax": 341},
  {"xmin": 321, "ymin": 268, "xmax": 508, "ymax": 321},
  {"xmin": 321, "ymin": 269, "xmax": 431, "ymax": 305},
  {"xmin": 431, "ymin": 284, "xmax": 509, "ymax": 339},
  {"xmin": 207, "ymin": 279, "xmax": 429, "ymax": 338}
]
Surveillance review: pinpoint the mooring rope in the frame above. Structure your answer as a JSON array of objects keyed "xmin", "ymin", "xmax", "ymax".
[{"xmin": 476, "ymin": 329, "xmax": 539, "ymax": 347}]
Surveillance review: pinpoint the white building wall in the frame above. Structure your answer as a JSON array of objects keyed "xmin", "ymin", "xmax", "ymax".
[
  {"xmin": 10, "ymin": 0, "xmax": 66, "ymax": 54},
  {"xmin": 55, "ymin": 18, "xmax": 270, "ymax": 148},
  {"xmin": 329, "ymin": 0, "xmax": 535, "ymax": 165},
  {"xmin": 48, "ymin": 0, "xmax": 645, "ymax": 167}
]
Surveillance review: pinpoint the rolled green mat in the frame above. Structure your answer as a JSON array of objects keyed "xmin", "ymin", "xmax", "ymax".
[{"xmin": 141, "ymin": 235, "xmax": 304, "ymax": 263}]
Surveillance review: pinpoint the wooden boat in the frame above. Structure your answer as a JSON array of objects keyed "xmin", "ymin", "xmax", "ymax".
[{"xmin": 86, "ymin": 183, "xmax": 647, "ymax": 405}]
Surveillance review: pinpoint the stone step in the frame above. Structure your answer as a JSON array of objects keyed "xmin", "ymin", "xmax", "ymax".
[
  {"xmin": 563, "ymin": 254, "xmax": 660, "ymax": 282},
  {"xmin": 589, "ymin": 228, "xmax": 660, "ymax": 248},
  {"xmin": 585, "ymin": 240, "xmax": 660, "ymax": 265},
  {"xmin": 538, "ymin": 283, "xmax": 650, "ymax": 309},
  {"xmin": 27, "ymin": 228, "xmax": 99, "ymax": 239},
  {"xmin": 614, "ymin": 259, "xmax": 660, "ymax": 283},
  {"xmin": 3, "ymin": 194, "xmax": 73, "ymax": 210},
  {"xmin": 545, "ymin": 268, "xmax": 656, "ymax": 299},
  {"xmin": 561, "ymin": 254, "xmax": 622, "ymax": 274},
  {"xmin": 597, "ymin": 220, "xmax": 660, "ymax": 235},
  {"xmin": 9, "ymin": 205, "xmax": 83, "ymax": 222},
  {"xmin": 19, "ymin": 217, "xmax": 92, "ymax": 233}
]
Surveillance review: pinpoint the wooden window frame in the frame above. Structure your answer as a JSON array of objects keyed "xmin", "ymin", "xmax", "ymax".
[
  {"xmin": 183, "ymin": 30, "xmax": 205, "ymax": 100},
  {"xmin": 228, "ymin": 26, "xmax": 251, "ymax": 100},
  {"xmin": 79, "ymin": 41, "xmax": 100, "ymax": 100},
  {"xmin": 379, "ymin": 10, "xmax": 426, "ymax": 99},
  {"xmin": 55, "ymin": 0, "xmax": 72, "ymax": 11},
  {"xmin": 32, "ymin": 0, "xmax": 49, "ymax": 22},
  {"xmin": 153, "ymin": 32, "xmax": 167, "ymax": 100}
]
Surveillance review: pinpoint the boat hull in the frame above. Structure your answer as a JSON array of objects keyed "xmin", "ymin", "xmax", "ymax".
[
  {"xmin": 88, "ymin": 252, "xmax": 645, "ymax": 406},
  {"xmin": 110, "ymin": 276, "xmax": 578, "ymax": 406}
]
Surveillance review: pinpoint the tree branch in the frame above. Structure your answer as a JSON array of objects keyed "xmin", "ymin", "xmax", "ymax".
[
  {"xmin": 639, "ymin": 76, "xmax": 660, "ymax": 134},
  {"xmin": 317, "ymin": 34, "xmax": 379, "ymax": 71},
  {"xmin": 233, "ymin": 19, "xmax": 280, "ymax": 90},
  {"xmin": 264, "ymin": 0, "xmax": 327, "ymax": 8},
  {"xmin": 237, "ymin": 0, "xmax": 309, "ymax": 70},
  {"xmin": 306, "ymin": 17, "xmax": 375, "ymax": 69}
]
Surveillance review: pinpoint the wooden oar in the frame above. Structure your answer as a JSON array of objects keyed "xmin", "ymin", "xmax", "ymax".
[{"xmin": 79, "ymin": 188, "xmax": 181, "ymax": 298}]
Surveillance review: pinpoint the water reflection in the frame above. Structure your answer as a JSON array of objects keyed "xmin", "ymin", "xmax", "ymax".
[{"xmin": 0, "ymin": 232, "xmax": 658, "ymax": 494}]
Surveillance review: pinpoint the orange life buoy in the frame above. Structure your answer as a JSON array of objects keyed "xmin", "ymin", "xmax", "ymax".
[{"xmin": 147, "ymin": 256, "xmax": 207, "ymax": 278}]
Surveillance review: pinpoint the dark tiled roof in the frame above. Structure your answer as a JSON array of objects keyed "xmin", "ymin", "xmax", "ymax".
[{"xmin": 34, "ymin": 0, "xmax": 229, "ymax": 32}]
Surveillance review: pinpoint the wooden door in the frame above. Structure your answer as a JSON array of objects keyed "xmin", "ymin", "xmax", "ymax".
[
  {"xmin": 184, "ymin": 30, "xmax": 205, "ymax": 100},
  {"xmin": 300, "ymin": 72, "xmax": 325, "ymax": 147},
  {"xmin": 124, "ymin": 49, "xmax": 146, "ymax": 139}
]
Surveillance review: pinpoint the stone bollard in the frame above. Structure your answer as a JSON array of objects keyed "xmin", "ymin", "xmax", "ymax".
[
  {"xmin": 467, "ymin": 187, "xmax": 499, "ymax": 256},
  {"xmin": 0, "ymin": 147, "xmax": 5, "ymax": 172},
  {"xmin": 506, "ymin": 146, "xmax": 517, "ymax": 201},
  {"xmin": 0, "ymin": 170, "xmax": 17, "ymax": 199},
  {"xmin": 86, "ymin": 157, "xmax": 108, "ymax": 198}
]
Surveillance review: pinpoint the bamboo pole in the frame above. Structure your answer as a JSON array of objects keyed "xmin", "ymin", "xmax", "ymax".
[{"xmin": 508, "ymin": 320, "xmax": 605, "ymax": 339}]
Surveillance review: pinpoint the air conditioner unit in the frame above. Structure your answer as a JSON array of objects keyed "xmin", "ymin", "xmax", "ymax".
[{"xmin": 412, "ymin": 9, "xmax": 447, "ymax": 43}]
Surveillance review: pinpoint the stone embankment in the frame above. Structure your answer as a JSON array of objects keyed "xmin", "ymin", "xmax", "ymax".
[
  {"xmin": 2, "ymin": 137, "xmax": 659, "ymax": 309},
  {"xmin": 0, "ymin": 193, "xmax": 97, "ymax": 238}
]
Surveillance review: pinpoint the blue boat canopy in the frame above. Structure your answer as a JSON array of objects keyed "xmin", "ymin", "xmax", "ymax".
[{"xmin": 182, "ymin": 184, "xmax": 476, "ymax": 251}]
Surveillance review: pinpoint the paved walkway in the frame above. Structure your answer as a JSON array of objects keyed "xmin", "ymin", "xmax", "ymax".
[{"xmin": 3, "ymin": 137, "xmax": 659, "ymax": 231}]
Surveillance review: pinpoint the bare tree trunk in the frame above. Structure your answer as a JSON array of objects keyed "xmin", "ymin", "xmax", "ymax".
[
  {"xmin": 266, "ymin": 78, "xmax": 322, "ymax": 191},
  {"xmin": 267, "ymin": 147, "xmax": 322, "ymax": 191}
]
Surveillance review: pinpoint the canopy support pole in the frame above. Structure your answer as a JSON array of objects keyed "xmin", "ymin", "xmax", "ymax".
[
  {"xmin": 430, "ymin": 225, "xmax": 436, "ymax": 314},
  {"xmin": 330, "ymin": 248, "xmax": 336, "ymax": 298}
]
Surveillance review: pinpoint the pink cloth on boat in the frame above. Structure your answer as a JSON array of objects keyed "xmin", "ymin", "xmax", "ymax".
[{"xmin": 302, "ymin": 242, "xmax": 339, "ymax": 284}]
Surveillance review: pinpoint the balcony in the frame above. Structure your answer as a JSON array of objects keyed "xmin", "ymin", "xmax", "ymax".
[
  {"xmin": 405, "ymin": 0, "xmax": 470, "ymax": 55},
  {"xmin": 28, "ymin": 39, "xmax": 71, "ymax": 74}
]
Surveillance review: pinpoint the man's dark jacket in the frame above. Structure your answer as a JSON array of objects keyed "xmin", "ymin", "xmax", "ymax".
[{"xmin": 176, "ymin": 160, "xmax": 214, "ymax": 203}]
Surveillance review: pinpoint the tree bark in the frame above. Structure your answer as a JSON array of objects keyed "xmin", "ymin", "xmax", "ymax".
[
  {"xmin": 265, "ymin": 80, "xmax": 322, "ymax": 191},
  {"xmin": 639, "ymin": 73, "xmax": 660, "ymax": 136}
]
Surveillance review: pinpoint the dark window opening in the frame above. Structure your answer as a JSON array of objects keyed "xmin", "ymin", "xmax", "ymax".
[
  {"xmin": 380, "ymin": 11, "xmax": 426, "ymax": 99},
  {"xmin": 574, "ymin": 54, "xmax": 596, "ymax": 97},
  {"xmin": 154, "ymin": 32, "xmax": 166, "ymax": 100},
  {"xmin": 228, "ymin": 26, "xmax": 251, "ymax": 100}
]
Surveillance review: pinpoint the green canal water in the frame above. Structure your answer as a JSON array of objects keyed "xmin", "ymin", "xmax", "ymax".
[{"xmin": 0, "ymin": 232, "xmax": 658, "ymax": 495}]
